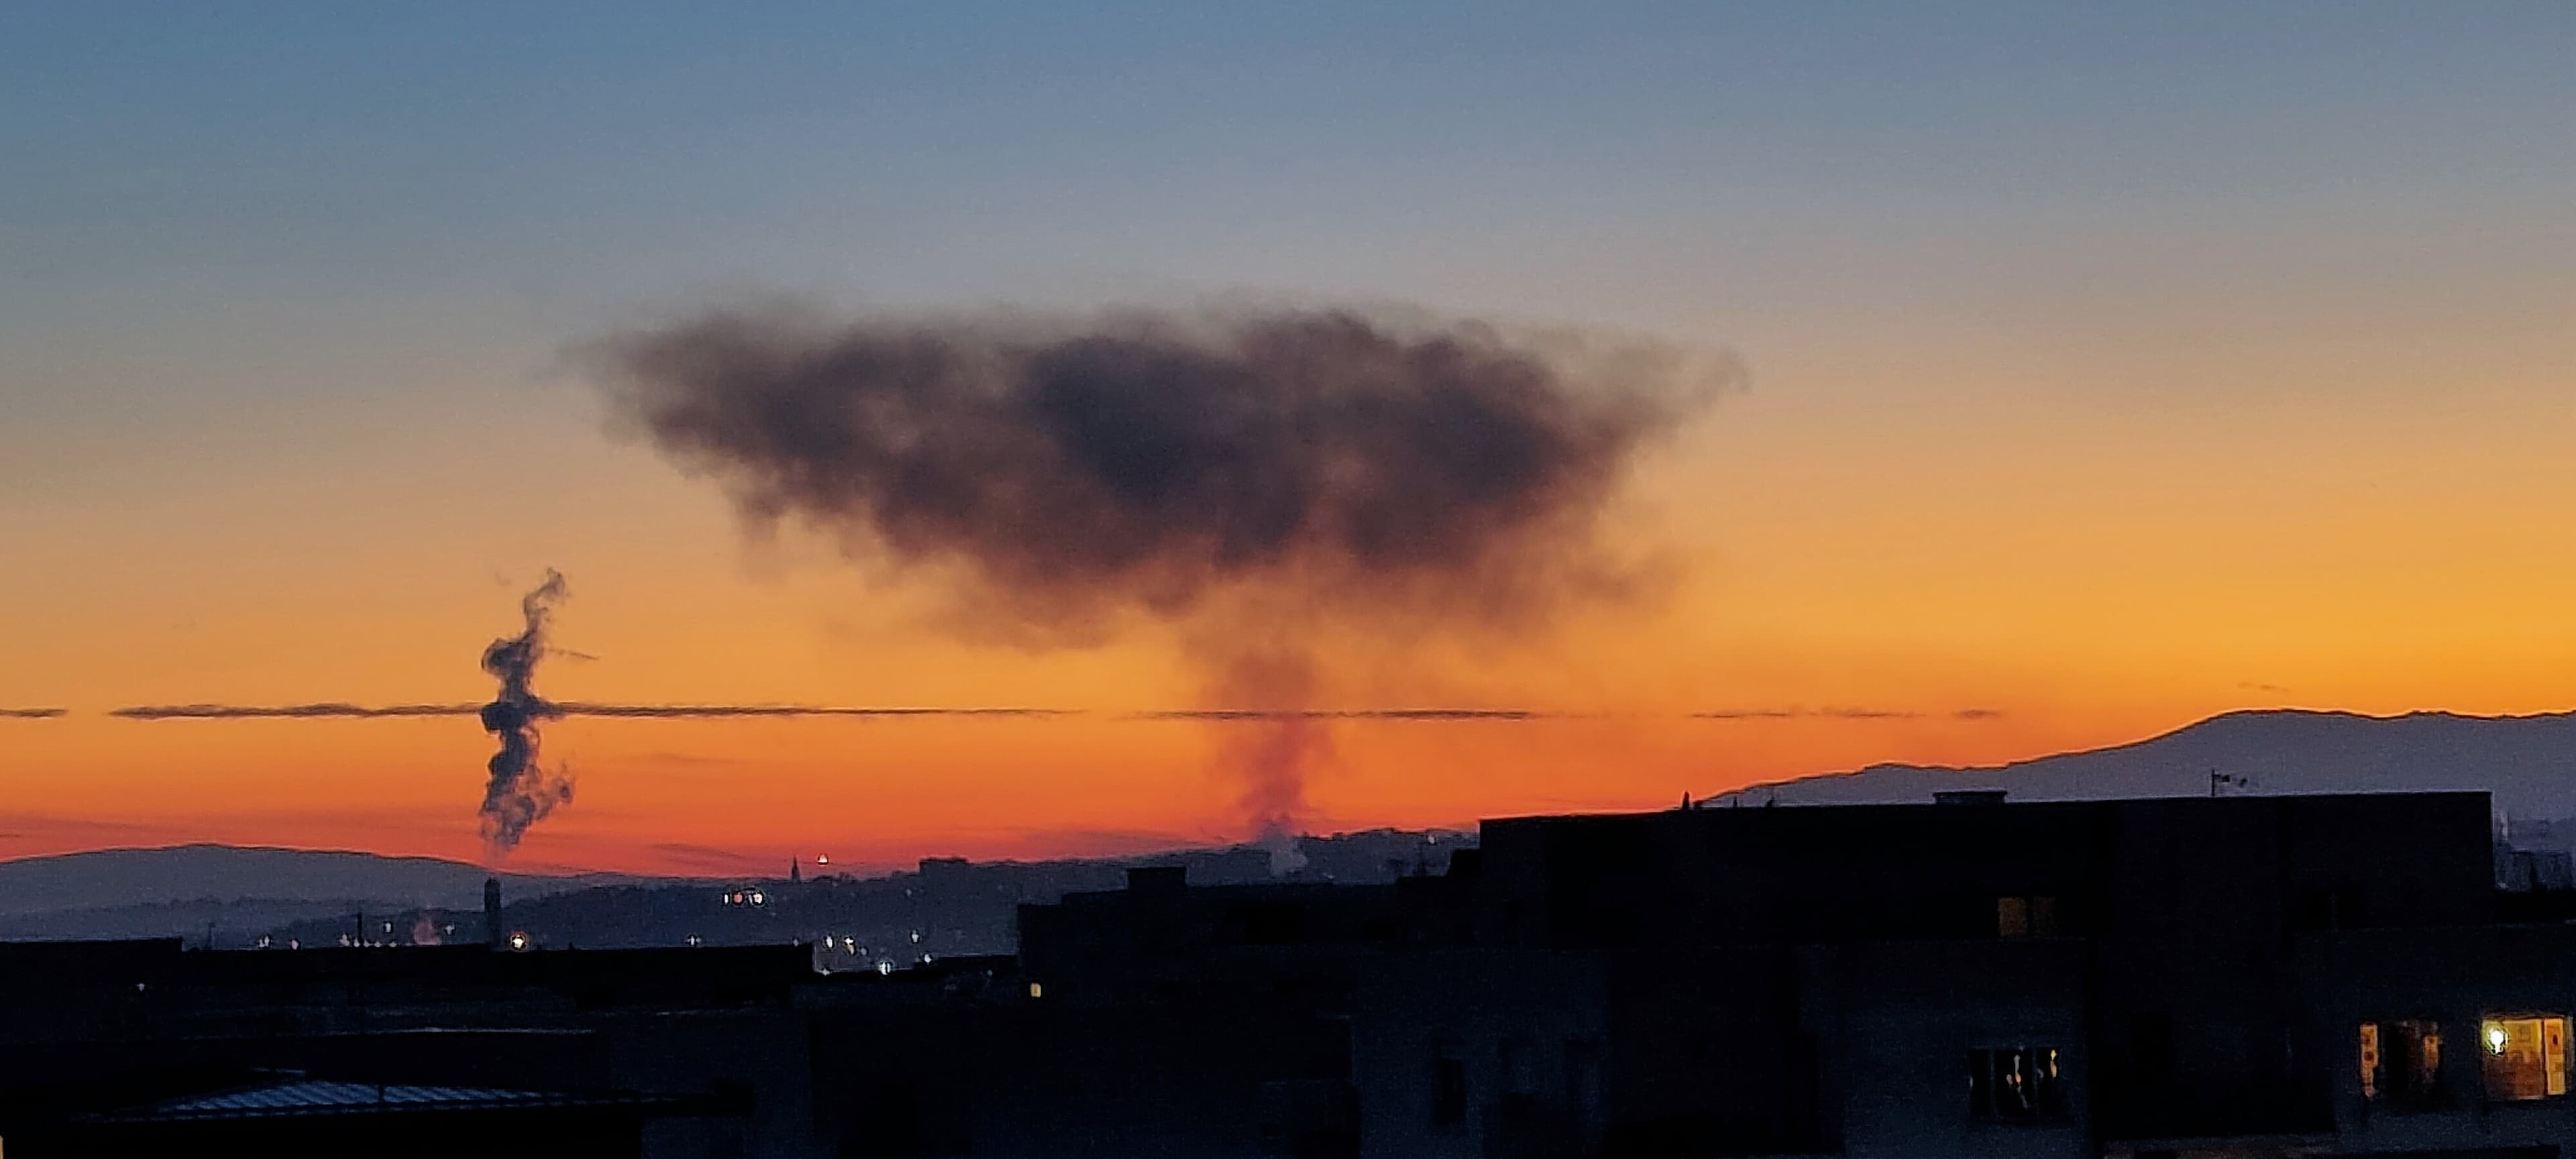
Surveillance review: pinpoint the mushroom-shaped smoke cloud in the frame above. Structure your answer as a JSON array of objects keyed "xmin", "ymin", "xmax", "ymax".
[{"xmin": 592, "ymin": 305, "xmax": 1735, "ymax": 841}]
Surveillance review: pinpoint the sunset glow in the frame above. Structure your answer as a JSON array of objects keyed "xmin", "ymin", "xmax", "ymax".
[{"xmin": 3, "ymin": 4, "xmax": 2568, "ymax": 875}]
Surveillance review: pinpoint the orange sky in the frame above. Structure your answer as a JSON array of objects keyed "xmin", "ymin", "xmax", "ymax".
[
  {"xmin": 3, "ymin": 6, "xmax": 2569, "ymax": 875},
  {"xmin": 3, "ymin": 327, "xmax": 2569, "ymax": 875}
]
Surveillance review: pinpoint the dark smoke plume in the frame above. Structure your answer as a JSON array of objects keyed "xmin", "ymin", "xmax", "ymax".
[
  {"xmin": 1, "ymin": 708, "xmax": 67, "ymax": 719},
  {"xmin": 594, "ymin": 303, "xmax": 1730, "ymax": 842},
  {"xmin": 1211, "ymin": 647, "xmax": 1328, "ymax": 868},
  {"xmin": 597, "ymin": 307, "xmax": 1723, "ymax": 629},
  {"xmin": 479, "ymin": 571, "xmax": 572, "ymax": 854}
]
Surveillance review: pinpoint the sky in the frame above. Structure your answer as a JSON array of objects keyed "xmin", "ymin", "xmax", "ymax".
[{"xmin": 2, "ymin": 2, "xmax": 2570, "ymax": 875}]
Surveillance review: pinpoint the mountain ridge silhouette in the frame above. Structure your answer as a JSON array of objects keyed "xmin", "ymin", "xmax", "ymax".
[{"xmin": 1712, "ymin": 707, "xmax": 2576, "ymax": 818}]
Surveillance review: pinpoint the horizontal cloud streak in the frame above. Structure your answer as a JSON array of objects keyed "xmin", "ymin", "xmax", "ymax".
[
  {"xmin": 104, "ymin": 702, "xmax": 1995, "ymax": 724},
  {"xmin": 1696, "ymin": 708, "xmax": 2006, "ymax": 722},
  {"xmin": 553, "ymin": 703, "xmax": 1072, "ymax": 719},
  {"xmin": 112, "ymin": 703, "xmax": 480, "ymax": 720},
  {"xmin": 1134, "ymin": 708, "xmax": 1547, "ymax": 722},
  {"xmin": 112, "ymin": 702, "xmax": 1074, "ymax": 720},
  {"xmin": 1, "ymin": 708, "xmax": 68, "ymax": 719},
  {"xmin": 647, "ymin": 841, "xmax": 778, "ymax": 873}
]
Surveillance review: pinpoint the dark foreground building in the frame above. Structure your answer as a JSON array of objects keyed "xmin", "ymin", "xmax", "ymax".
[
  {"xmin": 0, "ymin": 940, "xmax": 793, "ymax": 1156},
  {"xmin": 1, "ymin": 790, "xmax": 2569, "ymax": 1158},
  {"xmin": 66, "ymin": 1079, "xmax": 692, "ymax": 1159},
  {"xmin": 1367, "ymin": 791, "xmax": 2502, "ymax": 1158}
]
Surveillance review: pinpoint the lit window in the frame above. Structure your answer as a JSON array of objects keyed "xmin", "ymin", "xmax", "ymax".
[
  {"xmin": 2363, "ymin": 1019, "xmax": 2445, "ymax": 1107},
  {"xmin": 1027, "ymin": 982, "xmax": 1043, "ymax": 999},
  {"xmin": 2480, "ymin": 1015, "xmax": 2569, "ymax": 1101},
  {"xmin": 1996, "ymin": 896, "xmax": 2058, "ymax": 938},
  {"xmin": 1969, "ymin": 1046, "xmax": 2065, "ymax": 1121}
]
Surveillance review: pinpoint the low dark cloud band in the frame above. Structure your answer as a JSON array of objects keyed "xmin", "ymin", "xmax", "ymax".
[
  {"xmin": 1132, "ymin": 708, "xmax": 1546, "ymax": 722},
  {"xmin": 1696, "ymin": 708, "xmax": 2005, "ymax": 722},
  {"xmin": 104, "ymin": 703, "xmax": 2001, "ymax": 724},
  {"xmin": 553, "ymin": 703, "xmax": 1071, "ymax": 719},
  {"xmin": 111, "ymin": 703, "xmax": 478, "ymax": 720},
  {"xmin": 110, "ymin": 702, "xmax": 1072, "ymax": 721}
]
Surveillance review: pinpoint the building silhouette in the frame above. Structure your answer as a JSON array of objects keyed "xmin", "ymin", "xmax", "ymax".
[{"xmin": 1, "ymin": 789, "xmax": 2570, "ymax": 1157}]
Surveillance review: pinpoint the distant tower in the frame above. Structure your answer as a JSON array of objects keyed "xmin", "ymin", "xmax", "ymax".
[
  {"xmin": 484, "ymin": 877, "xmax": 503, "ymax": 950},
  {"xmin": 790, "ymin": 858, "xmax": 802, "ymax": 885}
]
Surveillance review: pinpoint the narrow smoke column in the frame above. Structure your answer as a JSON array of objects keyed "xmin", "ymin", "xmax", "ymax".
[
  {"xmin": 1210, "ymin": 647, "xmax": 1324, "ymax": 873},
  {"xmin": 484, "ymin": 877, "xmax": 503, "ymax": 950},
  {"xmin": 478, "ymin": 570, "xmax": 574, "ymax": 855}
]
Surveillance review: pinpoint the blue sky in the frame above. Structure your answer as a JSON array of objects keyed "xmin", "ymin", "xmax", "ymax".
[
  {"xmin": 9, "ymin": 2, "xmax": 2566, "ymax": 332},
  {"xmin": 5, "ymin": 0, "xmax": 2567, "ymax": 592}
]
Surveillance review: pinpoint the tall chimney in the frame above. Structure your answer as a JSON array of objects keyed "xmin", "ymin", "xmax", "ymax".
[{"xmin": 484, "ymin": 877, "xmax": 503, "ymax": 950}]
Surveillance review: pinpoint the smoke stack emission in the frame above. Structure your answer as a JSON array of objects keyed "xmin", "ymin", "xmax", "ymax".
[
  {"xmin": 483, "ymin": 877, "xmax": 503, "ymax": 950},
  {"xmin": 1212, "ymin": 645, "xmax": 1326, "ymax": 864},
  {"xmin": 479, "ymin": 570, "xmax": 573, "ymax": 855},
  {"xmin": 592, "ymin": 305, "xmax": 1732, "ymax": 842}
]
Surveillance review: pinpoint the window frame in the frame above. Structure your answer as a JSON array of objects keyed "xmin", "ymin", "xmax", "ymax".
[
  {"xmin": 1968, "ymin": 1044, "xmax": 2068, "ymax": 1123},
  {"xmin": 2359, "ymin": 1017, "xmax": 2449, "ymax": 1110},
  {"xmin": 1995, "ymin": 895, "xmax": 2059, "ymax": 938},
  {"xmin": 2477, "ymin": 1012, "xmax": 2571, "ymax": 1103},
  {"xmin": 1430, "ymin": 1046, "xmax": 1468, "ymax": 1129}
]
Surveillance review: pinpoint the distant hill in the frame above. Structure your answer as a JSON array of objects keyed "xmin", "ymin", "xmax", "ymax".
[
  {"xmin": 1712, "ymin": 709, "xmax": 2576, "ymax": 820},
  {"xmin": 0, "ymin": 830, "xmax": 1476, "ymax": 945},
  {"xmin": 17, "ymin": 710, "xmax": 2565, "ymax": 944},
  {"xmin": 0, "ymin": 844, "xmax": 659, "ymax": 920},
  {"xmin": 0, "ymin": 897, "xmax": 402, "ymax": 944}
]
